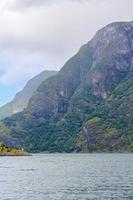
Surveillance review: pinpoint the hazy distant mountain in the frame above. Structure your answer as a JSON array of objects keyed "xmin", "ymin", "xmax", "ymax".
[
  {"xmin": 0, "ymin": 70, "xmax": 57, "ymax": 119},
  {"xmin": 2, "ymin": 21, "xmax": 133, "ymax": 152}
]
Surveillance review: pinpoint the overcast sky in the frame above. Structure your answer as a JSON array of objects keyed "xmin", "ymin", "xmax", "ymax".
[{"xmin": 0, "ymin": 0, "xmax": 133, "ymax": 106}]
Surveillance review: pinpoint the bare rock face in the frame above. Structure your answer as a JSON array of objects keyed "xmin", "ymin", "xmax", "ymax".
[
  {"xmin": 2, "ymin": 21, "xmax": 133, "ymax": 153},
  {"xmin": 88, "ymin": 22, "xmax": 133, "ymax": 98},
  {"xmin": 28, "ymin": 22, "xmax": 133, "ymax": 117},
  {"xmin": 91, "ymin": 22, "xmax": 133, "ymax": 56}
]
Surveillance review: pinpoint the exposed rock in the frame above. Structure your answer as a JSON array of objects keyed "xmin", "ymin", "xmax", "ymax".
[{"xmin": 1, "ymin": 21, "xmax": 133, "ymax": 153}]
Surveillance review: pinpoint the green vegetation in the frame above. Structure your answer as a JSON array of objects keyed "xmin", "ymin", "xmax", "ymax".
[
  {"xmin": 1, "ymin": 21, "xmax": 133, "ymax": 153},
  {"xmin": 0, "ymin": 143, "xmax": 30, "ymax": 156}
]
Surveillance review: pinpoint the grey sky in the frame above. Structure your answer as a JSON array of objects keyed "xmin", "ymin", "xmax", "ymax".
[{"xmin": 0, "ymin": 0, "xmax": 133, "ymax": 88}]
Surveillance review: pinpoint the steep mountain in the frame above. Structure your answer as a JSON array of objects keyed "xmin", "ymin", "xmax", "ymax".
[
  {"xmin": 0, "ymin": 71, "xmax": 57, "ymax": 119},
  {"xmin": 2, "ymin": 21, "xmax": 133, "ymax": 152}
]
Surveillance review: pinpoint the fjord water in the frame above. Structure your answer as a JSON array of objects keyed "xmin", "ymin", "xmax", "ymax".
[{"xmin": 0, "ymin": 154, "xmax": 133, "ymax": 200}]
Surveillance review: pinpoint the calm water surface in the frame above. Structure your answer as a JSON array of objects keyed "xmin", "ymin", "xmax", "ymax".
[{"xmin": 0, "ymin": 153, "xmax": 133, "ymax": 200}]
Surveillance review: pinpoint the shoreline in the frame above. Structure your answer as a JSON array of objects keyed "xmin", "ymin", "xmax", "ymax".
[{"xmin": 0, "ymin": 151, "xmax": 31, "ymax": 156}]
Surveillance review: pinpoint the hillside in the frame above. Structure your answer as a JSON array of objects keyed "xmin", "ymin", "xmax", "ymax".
[
  {"xmin": 2, "ymin": 21, "xmax": 133, "ymax": 152},
  {"xmin": 0, "ymin": 70, "xmax": 57, "ymax": 120}
]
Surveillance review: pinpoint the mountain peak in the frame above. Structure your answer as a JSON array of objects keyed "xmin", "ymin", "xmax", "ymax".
[
  {"xmin": 1, "ymin": 21, "xmax": 133, "ymax": 153},
  {"xmin": 85, "ymin": 21, "xmax": 133, "ymax": 98},
  {"xmin": 90, "ymin": 20, "xmax": 133, "ymax": 54}
]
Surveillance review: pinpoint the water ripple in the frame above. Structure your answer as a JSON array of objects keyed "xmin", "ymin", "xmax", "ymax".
[{"xmin": 0, "ymin": 153, "xmax": 133, "ymax": 200}]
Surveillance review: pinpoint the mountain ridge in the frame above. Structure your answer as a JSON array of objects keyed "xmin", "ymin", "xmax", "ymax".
[
  {"xmin": 1, "ymin": 21, "xmax": 133, "ymax": 152},
  {"xmin": 0, "ymin": 70, "xmax": 57, "ymax": 120}
]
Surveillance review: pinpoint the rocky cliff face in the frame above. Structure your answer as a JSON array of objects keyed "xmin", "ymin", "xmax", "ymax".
[
  {"xmin": 2, "ymin": 21, "xmax": 133, "ymax": 152},
  {"xmin": 0, "ymin": 70, "xmax": 57, "ymax": 120},
  {"xmin": 88, "ymin": 21, "xmax": 133, "ymax": 98},
  {"xmin": 27, "ymin": 21, "xmax": 133, "ymax": 116}
]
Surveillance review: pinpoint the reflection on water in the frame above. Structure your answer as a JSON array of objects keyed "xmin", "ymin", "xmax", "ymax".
[{"xmin": 0, "ymin": 153, "xmax": 133, "ymax": 200}]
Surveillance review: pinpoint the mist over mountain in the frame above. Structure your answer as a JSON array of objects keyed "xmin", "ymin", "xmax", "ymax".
[{"xmin": 1, "ymin": 21, "xmax": 133, "ymax": 152}]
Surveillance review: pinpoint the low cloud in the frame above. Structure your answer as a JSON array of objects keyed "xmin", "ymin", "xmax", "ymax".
[
  {"xmin": 0, "ymin": 0, "xmax": 133, "ymax": 88},
  {"xmin": 12, "ymin": 0, "xmax": 55, "ymax": 10}
]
